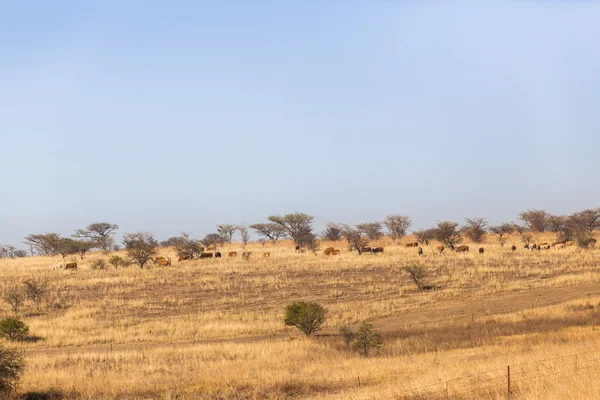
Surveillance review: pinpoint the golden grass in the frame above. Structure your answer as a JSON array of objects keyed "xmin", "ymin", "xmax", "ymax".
[{"xmin": 1, "ymin": 234, "xmax": 600, "ymax": 399}]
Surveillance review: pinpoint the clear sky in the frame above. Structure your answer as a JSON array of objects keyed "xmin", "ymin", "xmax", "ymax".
[{"xmin": 1, "ymin": 1, "xmax": 599, "ymax": 245}]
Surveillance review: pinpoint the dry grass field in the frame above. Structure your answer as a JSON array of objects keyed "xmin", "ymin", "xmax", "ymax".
[{"xmin": 2, "ymin": 234, "xmax": 600, "ymax": 399}]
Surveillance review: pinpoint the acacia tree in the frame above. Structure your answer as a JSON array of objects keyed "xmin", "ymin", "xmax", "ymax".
[
  {"xmin": 383, "ymin": 215, "xmax": 412, "ymax": 242},
  {"xmin": 413, "ymin": 228, "xmax": 436, "ymax": 245},
  {"xmin": 341, "ymin": 225, "xmax": 370, "ymax": 255},
  {"xmin": 170, "ymin": 233, "xmax": 204, "ymax": 258},
  {"xmin": 217, "ymin": 224, "xmax": 237, "ymax": 244},
  {"xmin": 567, "ymin": 208, "xmax": 600, "ymax": 247},
  {"xmin": 519, "ymin": 210, "xmax": 550, "ymax": 232},
  {"xmin": 488, "ymin": 223, "xmax": 514, "ymax": 247},
  {"xmin": 201, "ymin": 233, "xmax": 225, "ymax": 250},
  {"xmin": 123, "ymin": 232, "xmax": 158, "ymax": 268},
  {"xmin": 356, "ymin": 222, "xmax": 383, "ymax": 241},
  {"xmin": 321, "ymin": 222, "xmax": 343, "ymax": 241},
  {"xmin": 268, "ymin": 213, "xmax": 315, "ymax": 247},
  {"xmin": 250, "ymin": 223, "xmax": 287, "ymax": 243},
  {"xmin": 73, "ymin": 222, "xmax": 119, "ymax": 252},
  {"xmin": 435, "ymin": 221, "xmax": 462, "ymax": 249},
  {"xmin": 23, "ymin": 233, "xmax": 64, "ymax": 256},
  {"xmin": 461, "ymin": 218, "xmax": 488, "ymax": 243},
  {"xmin": 237, "ymin": 225, "xmax": 249, "ymax": 248}
]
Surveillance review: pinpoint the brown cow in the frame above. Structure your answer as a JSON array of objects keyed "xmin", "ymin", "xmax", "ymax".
[
  {"xmin": 565, "ymin": 241, "xmax": 575, "ymax": 247},
  {"xmin": 215, "ymin": 252, "xmax": 222, "ymax": 258},
  {"xmin": 178, "ymin": 254, "xmax": 191, "ymax": 262},
  {"xmin": 64, "ymin": 262, "xmax": 77, "ymax": 271},
  {"xmin": 511, "ymin": 245, "xmax": 517, "ymax": 252},
  {"xmin": 154, "ymin": 256, "xmax": 166, "ymax": 265},
  {"xmin": 332, "ymin": 250, "xmax": 340, "ymax": 255},
  {"xmin": 405, "ymin": 242, "xmax": 418, "ymax": 248},
  {"xmin": 554, "ymin": 244, "xmax": 565, "ymax": 250},
  {"xmin": 455, "ymin": 245, "xmax": 469, "ymax": 253},
  {"xmin": 436, "ymin": 245, "xmax": 445, "ymax": 255},
  {"xmin": 538, "ymin": 244, "xmax": 551, "ymax": 250},
  {"xmin": 417, "ymin": 247, "xmax": 423, "ymax": 256},
  {"xmin": 242, "ymin": 252, "xmax": 252, "ymax": 259},
  {"xmin": 295, "ymin": 245, "xmax": 300, "ymax": 252},
  {"xmin": 324, "ymin": 247, "xmax": 334, "ymax": 256},
  {"xmin": 263, "ymin": 252, "xmax": 270, "ymax": 257},
  {"xmin": 228, "ymin": 251, "xmax": 238, "ymax": 257},
  {"xmin": 478, "ymin": 247, "xmax": 484, "ymax": 254},
  {"xmin": 158, "ymin": 258, "xmax": 171, "ymax": 266},
  {"xmin": 360, "ymin": 246, "xmax": 372, "ymax": 254},
  {"xmin": 199, "ymin": 252, "xmax": 213, "ymax": 259},
  {"xmin": 372, "ymin": 247, "xmax": 384, "ymax": 254}
]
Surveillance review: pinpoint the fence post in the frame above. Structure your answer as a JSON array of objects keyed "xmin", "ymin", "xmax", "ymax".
[{"xmin": 507, "ymin": 365, "xmax": 511, "ymax": 400}]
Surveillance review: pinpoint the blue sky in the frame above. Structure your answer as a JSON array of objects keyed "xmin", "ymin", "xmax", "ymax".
[{"xmin": 1, "ymin": 1, "xmax": 599, "ymax": 245}]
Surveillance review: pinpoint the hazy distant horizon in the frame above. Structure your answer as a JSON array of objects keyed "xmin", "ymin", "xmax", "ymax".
[{"xmin": 2, "ymin": 1, "xmax": 599, "ymax": 246}]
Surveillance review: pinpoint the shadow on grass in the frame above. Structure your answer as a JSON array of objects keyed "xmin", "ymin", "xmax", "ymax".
[{"xmin": 18, "ymin": 389, "xmax": 64, "ymax": 400}]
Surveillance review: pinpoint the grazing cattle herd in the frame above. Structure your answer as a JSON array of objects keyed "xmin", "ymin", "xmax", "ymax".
[{"xmin": 50, "ymin": 236, "xmax": 595, "ymax": 272}]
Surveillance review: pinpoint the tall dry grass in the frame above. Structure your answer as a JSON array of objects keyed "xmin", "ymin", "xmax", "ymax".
[{"xmin": 1, "ymin": 233, "xmax": 599, "ymax": 398}]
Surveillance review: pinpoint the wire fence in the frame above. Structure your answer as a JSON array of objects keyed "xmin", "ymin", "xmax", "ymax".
[{"xmin": 398, "ymin": 350, "xmax": 600, "ymax": 399}]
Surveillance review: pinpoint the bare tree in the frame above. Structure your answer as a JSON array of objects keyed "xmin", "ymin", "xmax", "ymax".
[
  {"xmin": 23, "ymin": 233, "xmax": 63, "ymax": 256},
  {"xmin": 250, "ymin": 223, "xmax": 287, "ymax": 243},
  {"xmin": 23, "ymin": 279, "xmax": 49, "ymax": 310},
  {"xmin": 201, "ymin": 233, "xmax": 225, "ymax": 250},
  {"xmin": 341, "ymin": 225, "xmax": 370, "ymax": 255},
  {"xmin": 169, "ymin": 233, "xmax": 204, "ymax": 259},
  {"xmin": 217, "ymin": 224, "xmax": 238, "ymax": 244},
  {"xmin": 237, "ymin": 225, "xmax": 249, "ymax": 248},
  {"xmin": 488, "ymin": 223, "xmax": 514, "ymax": 247},
  {"xmin": 356, "ymin": 222, "xmax": 383, "ymax": 241},
  {"xmin": 413, "ymin": 228, "xmax": 436, "ymax": 245},
  {"xmin": 519, "ymin": 209, "xmax": 550, "ymax": 232},
  {"xmin": 434, "ymin": 221, "xmax": 462, "ymax": 249},
  {"xmin": 3, "ymin": 291, "xmax": 24, "ymax": 316},
  {"xmin": 123, "ymin": 232, "xmax": 158, "ymax": 268},
  {"xmin": 383, "ymin": 215, "xmax": 412, "ymax": 242},
  {"xmin": 461, "ymin": 218, "xmax": 488, "ymax": 243},
  {"xmin": 73, "ymin": 222, "xmax": 119, "ymax": 252},
  {"xmin": 513, "ymin": 224, "xmax": 535, "ymax": 245},
  {"xmin": 0, "ymin": 246, "xmax": 17, "ymax": 259},
  {"xmin": 321, "ymin": 222, "xmax": 343, "ymax": 241},
  {"xmin": 268, "ymin": 213, "xmax": 315, "ymax": 246}
]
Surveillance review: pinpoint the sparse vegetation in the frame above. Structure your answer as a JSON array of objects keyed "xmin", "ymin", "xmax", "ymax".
[
  {"xmin": 351, "ymin": 323, "xmax": 382, "ymax": 356},
  {"xmin": 403, "ymin": 262, "xmax": 428, "ymax": 291},
  {"xmin": 3, "ymin": 290, "xmax": 25, "ymax": 316},
  {"xmin": 107, "ymin": 255, "xmax": 128, "ymax": 269},
  {"xmin": 23, "ymin": 279, "xmax": 48, "ymax": 310}
]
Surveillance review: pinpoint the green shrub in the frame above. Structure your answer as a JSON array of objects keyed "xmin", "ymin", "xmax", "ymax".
[
  {"xmin": 403, "ymin": 263, "xmax": 428, "ymax": 291},
  {"xmin": 107, "ymin": 255, "xmax": 128, "ymax": 268},
  {"xmin": 339, "ymin": 326, "xmax": 355, "ymax": 348},
  {"xmin": 284, "ymin": 301, "xmax": 327, "ymax": 336},
  {"xmin": 351, "ymin": 323, "xmax": 382, "ymax": 356},
  {"xmin": 0, "ymin": 318, "xmax": 29, "ymax": 341},
  {"xmin": 90, "ymin": 259, "xmax": 107, "ymax": 270},
  {"xmin": 0, "ymin": 342, "xmax": 25, "ymax": 394}
]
